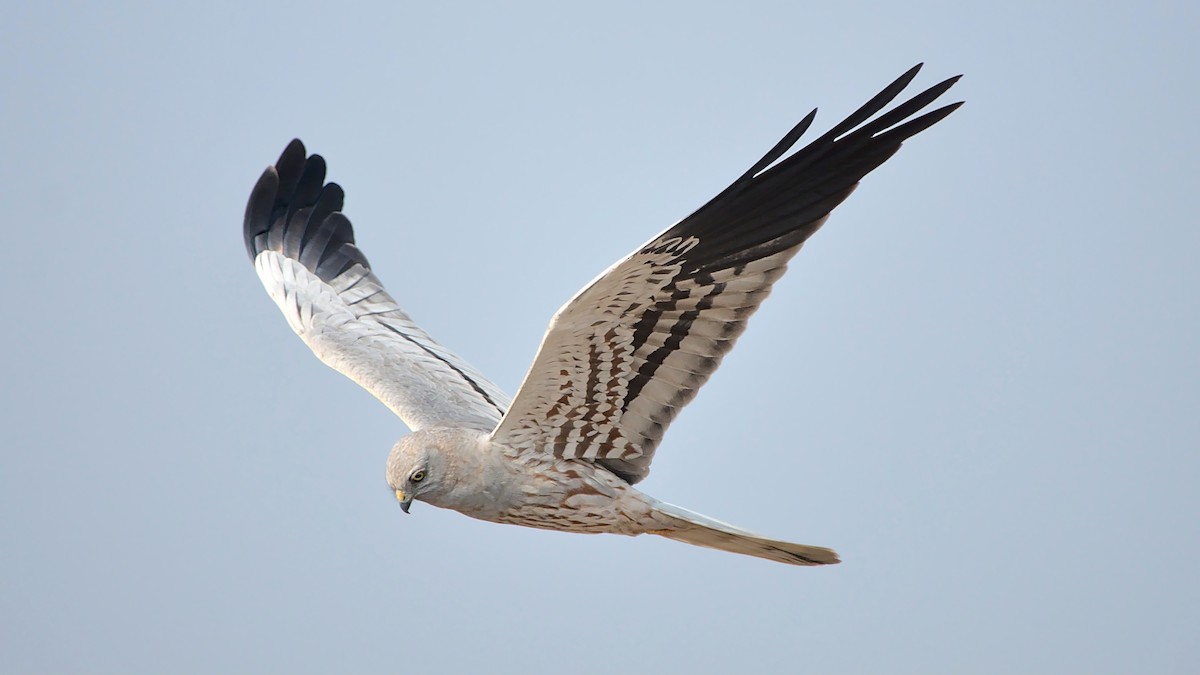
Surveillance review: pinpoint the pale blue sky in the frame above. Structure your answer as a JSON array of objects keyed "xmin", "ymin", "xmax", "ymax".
[{"xmin": 2, "ymin": 1, "xmax": 1197, "ymax": 673}]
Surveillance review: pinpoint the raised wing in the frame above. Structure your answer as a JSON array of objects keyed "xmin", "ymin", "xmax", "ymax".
[
  {"xmin": 244, "ymin": 140, "xmax": 510, "ymax": 432},
  {"xmin": 489, "ymin": 64, "xmax": 961, "ymax": 483}
]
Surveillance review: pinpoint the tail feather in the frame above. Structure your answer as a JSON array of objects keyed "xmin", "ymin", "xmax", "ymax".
[{"xmin": 649, "ymin": 501, "xmax": 840, "ymax": 566}]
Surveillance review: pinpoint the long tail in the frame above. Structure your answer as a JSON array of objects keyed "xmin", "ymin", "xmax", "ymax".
[{"xmin": 648, "ymin": 500, "xmax": 840, "ymax": 566}]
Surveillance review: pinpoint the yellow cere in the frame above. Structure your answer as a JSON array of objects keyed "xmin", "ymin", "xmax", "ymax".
[{"xmin": 395, "ymin": 489, "xmax": 407, "ymax": 502}]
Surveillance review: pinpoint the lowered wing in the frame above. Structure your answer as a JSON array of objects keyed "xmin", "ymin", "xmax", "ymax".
[{"xmin": 244, "ymin": 140, "xmax": 510, "ymax": 432}]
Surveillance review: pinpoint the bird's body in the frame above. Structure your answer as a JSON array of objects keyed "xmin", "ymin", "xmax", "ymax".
[
  {"xmin": 392, "ymin": 428, "xmax": 665, "ymax": 535},
  {"xmin": 388, "ymin": 428, "xmax": 841, "ymax": 565},
  {"xmin": 244, "ymin": 65, "xmax": 961, "ymax": 566}
]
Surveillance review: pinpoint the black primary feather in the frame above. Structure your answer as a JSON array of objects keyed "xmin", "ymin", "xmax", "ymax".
[
  {"xmin": 243, "ymin": 139, "xmax": 369, "ymax": 283},
  {"xmin": 654, "ymin": 63, "xmax": 962, "ymax": 277}
]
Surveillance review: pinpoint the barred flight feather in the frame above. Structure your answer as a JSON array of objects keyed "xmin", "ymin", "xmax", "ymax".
[{"xmin": 490, "ymin": 65, "xmax": 961, "ymax": 483}]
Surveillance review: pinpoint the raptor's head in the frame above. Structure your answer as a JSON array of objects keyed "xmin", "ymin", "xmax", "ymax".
[
  {"xmin": 385, "ymin": 428, "xmax": 490, "ymax": 513},
  {"xmin": 386, "ymin": 434, "xmax": 442, "ymax": 513}
]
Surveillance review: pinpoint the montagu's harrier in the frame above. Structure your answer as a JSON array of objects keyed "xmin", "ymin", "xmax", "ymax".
[{"xmin": 244, "ymin": 64, "xmax": 961, "ymax": 565}]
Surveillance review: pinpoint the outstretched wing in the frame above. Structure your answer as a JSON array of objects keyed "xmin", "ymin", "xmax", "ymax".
[
  {"xmin": 244, "ymin": 140, "xmax": 510, "ymax": 432},
  {"xmin": 489, "ymin": 64, "xmax": 961, "ymax": 483}
]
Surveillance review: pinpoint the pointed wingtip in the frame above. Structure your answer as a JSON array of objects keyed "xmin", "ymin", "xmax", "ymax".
[
  {"xmin": 277, "ymin": 138, "xmax": 307, "ymax": 170},
  {"xmin": 896, "ymin": 63, "xmax": 924, "ymax": 87},
  {"xmin": 244, "ymin": 165, "xmax": 281, "ymax": 257}
]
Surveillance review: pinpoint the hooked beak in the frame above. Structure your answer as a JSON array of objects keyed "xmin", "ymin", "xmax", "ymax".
[{"xmin": 395, "ymin": 489, "xmax": 413, "ymax": 514}]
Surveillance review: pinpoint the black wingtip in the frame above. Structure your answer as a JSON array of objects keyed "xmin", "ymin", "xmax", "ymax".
[
  {"xmin": 243, "ymin": 166, "xmax": 279, "ymax": 260},
  {"xmin": 280, "ymin": 138, "xmax": 306, "ymax": 164},
  {"xmin": 740, "ymin": 107, "xmax": 819, "ymax": 181},
  {"xmin": 243, "ymin": 139, "xmax": 369, "ymax": 283},
  {"xmin": 655, "ymin": 65, "xmax": 962, "ymax": 273}
]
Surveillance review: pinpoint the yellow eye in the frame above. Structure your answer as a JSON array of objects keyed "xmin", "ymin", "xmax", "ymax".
[{"xmin": 410, "ymin": 470, "xmax": 426, "ymax": 483}]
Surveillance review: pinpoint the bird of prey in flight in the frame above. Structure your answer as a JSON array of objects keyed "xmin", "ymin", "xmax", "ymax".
[{"xmin": 244, "ymin": 64, "xmax": 961, "ymax": 565}]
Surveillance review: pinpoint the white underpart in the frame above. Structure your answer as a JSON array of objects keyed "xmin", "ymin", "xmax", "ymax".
[{"xmin": 254, "ymin": 250, "xmax": 510, "ymax": 432}]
